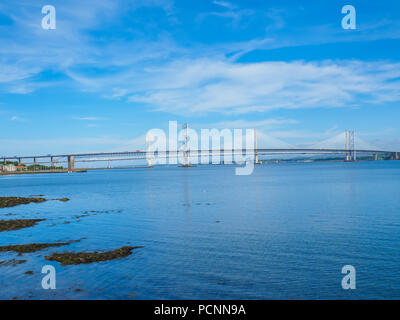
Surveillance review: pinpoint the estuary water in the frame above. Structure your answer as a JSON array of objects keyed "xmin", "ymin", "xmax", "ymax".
[{"xmin": 0, "ymin": 161, "xmax": 400, "ymax": 299}]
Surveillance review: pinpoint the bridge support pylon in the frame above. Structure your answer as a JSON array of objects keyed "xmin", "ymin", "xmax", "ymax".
[
  {"xmin": 345, "ymin": 130, "xmax": 356, "ymax": 161},
  {"xmin": 146, "ymin": 132, "xmax": 153, "ymax": 168},
  {"xmin": 68, "ymin": 155, "xmax": 75, "ymax": 172},
  {"xmin": 254, "ymin": 129, "xmax": 260, "ymax": 164},
  {"xmin": 396, "ymin": 152, "xmax": 399, "ymax": 160},
  {"xmin": 179, "ymin": 122, "xmax": 194, "ymax": 167}
]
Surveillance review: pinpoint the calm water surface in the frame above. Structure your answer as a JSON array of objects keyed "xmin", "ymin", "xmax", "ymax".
[{"xmin": 0, "ymin": 161, "xmax": 400, "ymax": 299}]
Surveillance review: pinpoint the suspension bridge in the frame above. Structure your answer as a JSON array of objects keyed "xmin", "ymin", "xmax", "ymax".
[{"xmin": 0, "ymin": 130, "xmax": 399, "ymax": 173}]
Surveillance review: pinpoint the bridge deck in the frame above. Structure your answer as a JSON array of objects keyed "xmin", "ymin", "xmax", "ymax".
[{"xmin": 1, "ymin": 148, "xmax": 397, "ymax": 160}]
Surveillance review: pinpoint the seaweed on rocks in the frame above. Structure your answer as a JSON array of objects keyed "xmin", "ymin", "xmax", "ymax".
[
  {"xmin": 45, "ymin": 246, "xmax": 143, "ymax": 265},
  {"xmin": 0, "ymin": 259, "xmax": 27, "ymax": 266},
  {"xmin": 0, "ymin": 197, "xmax": 46, "ymax": 209},
  {"xmin": 0, "ymin": 240, "xmax": 80, "ymax": 255},
  {"xmin": 0, "ymin": 219, "xmax": 45, "ymax": 232}
]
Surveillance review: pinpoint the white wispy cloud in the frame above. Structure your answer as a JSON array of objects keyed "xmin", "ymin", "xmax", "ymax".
[
  {"xmin": 127, "ymin": 59, "xmax": 400, "ymax": 115},
  {"xmin": 198, "ymin": 118, "xmax": 298, "ymax": 129},
  {"xmin": 58, "ymin": 56, "xmax": 400, "ymax": 116},
  {"xmin": 1, "ymin": 0, "xmax": 400, "ymax": 118},
  {"xmin": 0, "ymin": 0, "xmax": 179, "ymax": 95},
  {"xmin": 10, "ymin": 115, "xmax": 26, "ymax": 122},
  {"xmin": 73, "ymin": 116, "xmax": 105, "ymax": 121},
  {"xmin": 199, "ymin": 0, "xmax": 254, "ymax": 26},
  {"xmin": 213, "ymin": 1, "xmax": 236, "ymax": 10}
]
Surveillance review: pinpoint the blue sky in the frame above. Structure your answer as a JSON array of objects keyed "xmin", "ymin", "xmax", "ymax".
[{"xmin": 0, "ymin": 0, "xmax": 400, "ymax": 155}]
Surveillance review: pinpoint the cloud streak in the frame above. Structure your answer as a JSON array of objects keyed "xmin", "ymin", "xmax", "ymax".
[
  {"xmin": 73, "ymin": 116, "xmax": 105, "ymax": 121},
  {"xmin": 126, "ymin": 59, "xmax": 400, "ymax": 114}
]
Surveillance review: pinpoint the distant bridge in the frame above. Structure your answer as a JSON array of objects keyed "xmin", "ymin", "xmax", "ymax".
[
  {"xmin": 1, "ymin": 148, "xmax": 399, "ymax": 172},
  {"xmin": 1, "ymin": 129, "xmax": 399, "ymax": 171}
]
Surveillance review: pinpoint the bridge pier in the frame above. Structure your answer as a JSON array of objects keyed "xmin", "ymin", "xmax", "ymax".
[
  {"xmin": 51, "ymin": 156, "xmax": 55, "ymax": 167},
  {"xmin": 389, "ymin": 153, "xmax": 399, "ymax": 160},
  {"xmin": 255, "ymin": 152, "xmax": 259, "ymax": 164},
  {"xmin": 68, "ymin": 155, "xmax": 75, "ymax": 172},
  {"xmin": 374, "ymin": 153, "xmax": 378, "ymax": 161},
  {"xmin": 254, "ymin": 130, "xmax": 260, "ymax": 164}
]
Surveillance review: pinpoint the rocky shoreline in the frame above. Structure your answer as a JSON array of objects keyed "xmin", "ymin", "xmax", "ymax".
[
  {"xmin": 0, "ymin": 219, "xmax": 45, "ymax": 232},
  {"xmin": 0, "ymin": 240, "xmax": 81, "ymax": 255},
  {"xmin": 0, "ymin": 197, "xmax": 47, "ymax": 208},
  {"xmin": 45, "ymin": 246, "xmax": 144, "ymax": 265},
  {"xmin": 0, "ymin": 196, "xmax": 143, "ymax": 270}
]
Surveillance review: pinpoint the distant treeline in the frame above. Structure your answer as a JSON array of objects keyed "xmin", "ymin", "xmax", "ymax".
[
  {"xmin": 0, "ymin": 161, "xmax": 19, "ymax": 166},
  {"xmin": 0, "ymin": 161, "xmax": 63, "ymax": 170},
  {"xmin": 25, "ymin": 164, "xmax": 64, "ymax": 171}
]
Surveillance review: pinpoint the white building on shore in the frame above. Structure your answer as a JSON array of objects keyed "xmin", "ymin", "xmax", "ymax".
[{"xmin": 0, "ymin": 164, "xmax": 17, "ymax": 172}]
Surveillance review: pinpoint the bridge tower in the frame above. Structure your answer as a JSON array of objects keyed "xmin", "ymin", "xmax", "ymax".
[
  {"xmin": 345, "ymin": 130, "xmax": 356, "ymax": 161},
  {"xmin": 182, "ymin": 122, "xmax": 190, "ymax": 167},
  {"xmin": 146, "ymin": 133, "xmax": 152, "ymax": 167}
]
